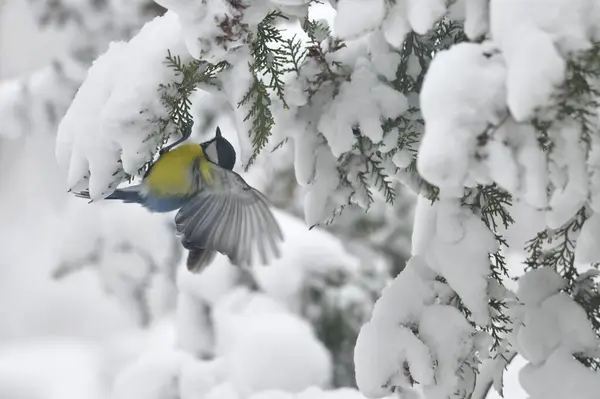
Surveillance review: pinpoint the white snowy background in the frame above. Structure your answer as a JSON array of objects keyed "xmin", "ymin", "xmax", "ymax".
[
  {"xmin": 0, "ymin": 2, "xmax": 398, "ymax": 399},
  {"xmin": 1, "ymin": 0, "xmax": 598, "ymax": 399}
]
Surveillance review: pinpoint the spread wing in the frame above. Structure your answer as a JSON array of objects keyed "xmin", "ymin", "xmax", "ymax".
[{"xmin": 174, "ymin": 163, "xmax": 283, "ymax": 269}]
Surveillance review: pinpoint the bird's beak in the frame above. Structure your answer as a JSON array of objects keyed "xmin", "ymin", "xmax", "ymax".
[{"xmin": 216, "ymin": 126, "xmax": 222, "ymax": 138}]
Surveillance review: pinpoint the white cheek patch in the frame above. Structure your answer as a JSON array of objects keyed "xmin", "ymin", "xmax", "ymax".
[{"xmin": 205, "ymin": 141, "xmax": 219, "ymax": 164}]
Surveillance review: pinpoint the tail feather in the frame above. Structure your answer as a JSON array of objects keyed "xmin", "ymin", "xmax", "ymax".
[
  {"xmin": 72, "ymin": 186, "xmax": 186, "ymax": 213},
  {"xmin": 72, "ymin": 187, "xmax": 143, "ymax": 204},
  {"xmin": 187, "ymin": 248, "xmax": 217, "ymax": 273}
]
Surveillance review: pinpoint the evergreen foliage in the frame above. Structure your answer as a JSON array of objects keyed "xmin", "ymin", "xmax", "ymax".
[
  {"xmin": 239, "ymin": 11, "xmax": 306, "ymax": 168},
  {"xmin": 154, "ymin": 5, "xmax": 600, "ymax": 387},
  {"xmin": 142, "ymin": 51, "xmax": 228, "ymax": 177}
]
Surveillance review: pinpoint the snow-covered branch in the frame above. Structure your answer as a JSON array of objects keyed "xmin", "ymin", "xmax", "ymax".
[{"xmin": 53, "ymin": 0, "xmax": 600, "ymax": 398}]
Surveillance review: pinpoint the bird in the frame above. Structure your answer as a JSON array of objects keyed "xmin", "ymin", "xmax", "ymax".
[{"xmin": 73, "ymin": 126, "xmax": 284, "ymax": 273}]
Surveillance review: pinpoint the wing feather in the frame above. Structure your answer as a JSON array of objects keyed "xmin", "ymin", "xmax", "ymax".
[{"xmin": 174, "ymin": 166, "xmax": 283, "ymax": 269}]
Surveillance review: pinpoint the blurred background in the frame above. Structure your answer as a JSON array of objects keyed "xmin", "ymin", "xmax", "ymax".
[
  {"xmin": 0, "ymin": 1, "xmax": 529, "ymax": 398},
  {"xmin": 0, "ymin": 1, "xmax": 416, "ymax": 398}
]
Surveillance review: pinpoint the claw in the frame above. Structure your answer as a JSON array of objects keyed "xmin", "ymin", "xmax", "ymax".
[{"xmin": 160, "ymin": 120, "xmax": 195, "ymax": 153}]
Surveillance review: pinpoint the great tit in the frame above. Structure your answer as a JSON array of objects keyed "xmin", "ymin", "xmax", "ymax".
[{"xmin": 73, "ymin": 127, "xmax": 283, "ymax": 273}]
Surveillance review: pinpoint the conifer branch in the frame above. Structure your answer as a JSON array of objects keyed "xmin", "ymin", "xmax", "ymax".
[
  {"xmin": 239, "ymin": 11, "xmax": 305, "ymax": 169},
  {"xmin": 238, "ymin": 70, "xmax": 274, "ymax": 167}
]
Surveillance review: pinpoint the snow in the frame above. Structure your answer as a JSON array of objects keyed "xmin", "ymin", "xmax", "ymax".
[
  {"xmin": 0, "ymin": 0, "xmax": 70, "ymax": 79},
  {"xmin": 175, "ymin": 292, "xmax": 216, "ymax": 358},
  {"xmin": 544, "ymin": 293, "xmax": 598, "ymax": 355},
  {"xmin": 419, "ymin": 305, "xmax": 475, "ymax": 399},
  {"xmin": 418, "ymin": 41, "xmax": 507, "ymax": 196},
  {"xmin": 253, "ymin": 209, "xmax": 363, "ymax": 308},
  {"xmin": 405, "ymin": 0, "xmax": 446, "ymax": 35},
  {"xmin": 155, "ymin": 0, "xmax": 247, "ymax": 63},
  {"xmin": 355, "ymin": 321, "xmax": 434, "ymax": 398},
  {"xmin": 369, "ymin": 256, "xmax": 436, "ymax": 326},
  {"xmin": 216, "ymin": 290, "xmax": 332, "ymax": 395},
  {"xmin": 356, "ymin": 194, "xmax": 503, "ymax": 398},
  {"xmin": 515, "ymin": 269, "xmax": 599, "ymax": 365},
  {"xmin": 318, "ymin": 58, "xmax": 408, "ymax": 157},
  {"xmin": 415, "ymin": 197, "xmax": 498, "ymax": 325},
  {"xmin": 575, "ymin": 213, "xmax": 600, "ymax": 264},
  {"xmin": 56, "ymin": 11, "xmax": 190, "ymax": 198},
  {"xmin": 0, "ymin": 79, "xmax": 27, "ymax": 139},
  {"xmin": 0, "ymin": 339, "xmax": 106, "ymax": 399},
  {"xmin": 520, "ymin": 348, "xmax": 600, "ymax": 399},
  {"xmin": 545, "ymin": 121, "xmax": 588, "ymax": 229},
  {"xmin": 245, "ymin": 387, "xmax": 379, "ymax": 399},
  {"xmin": 367, "ymin": 30, "xmax": 402, "ymax": 82},
  {"xmin": 355, "ymin": 254, "xmax": 488, "ymax": 399},
  {"xmin": 333, "ymin": 0, "xmax": 386, "ymax": 40},
  {"xmin": 177, "ymin": 259, "xmax": 242, "ymax": 306},
  {"xmin": 588, "ymin": 139, "xmax": 600, "ymax": 214},
  {"xmin": 0, "ymin": 64, "xmax": 78, "ymax": 139},
  {"xmin": 513, "ymin": 268, "xmax": 600, "ymax": 398},
  {"xmin": 489, "ymin": 0, "xmax": 597, "ymax": 121},
  {"xmin": 108, "ymin": 285, "xmax": 334, "ymax": 398},
  {"xmin": 463, "ymin": 0, "xmax": 489, "ymax": 40},
  {"xmin": 381, "ymin": 2, "xmax": 410, "ymax": 49},
  {"xmin": 392, "ymin": 149, "xmax": 413, "ymax": 169},
  {"xmin": 516, "ymin": 268, "xmax": 566, "ymax": 306},
  {"xmin": 218, "ymin": 51, "xmax": 257, "ymax": 167},
  {"xmin": 179, "ymin": 358, "xmax": 228, "ymax": 399},
  {"xmin": 111, "ymin": 349, "xmax": 192, "ymax": 399},
  {"xmin": 5, "ymin": 1, "xmax": 600, "ymax": 399},
  {"xmin": 486, "ymin": 355, "xmax": 528, "ymax": 399},
  {"xmin": 303, "ymin": 146, "xmax": 340, "ymax": 226}
]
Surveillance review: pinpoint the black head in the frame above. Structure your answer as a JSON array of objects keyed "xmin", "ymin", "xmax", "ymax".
[{"xmin": 201, "ymin": 126, "xmax": 237, "ymax": 170}]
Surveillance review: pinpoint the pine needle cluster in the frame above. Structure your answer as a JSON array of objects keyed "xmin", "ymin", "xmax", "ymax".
[
  {"xmin": 239, "ymin": 11, "xmax": 306, "ymax": 168},
  {"xmin": 152, "ymin": 7, "xmax": 600, "ymax": 373}
]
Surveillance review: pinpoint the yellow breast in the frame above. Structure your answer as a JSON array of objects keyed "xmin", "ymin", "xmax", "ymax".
[{"xmin": 145, "ymin": 143, "xmax": 212, "ymax": 196}]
